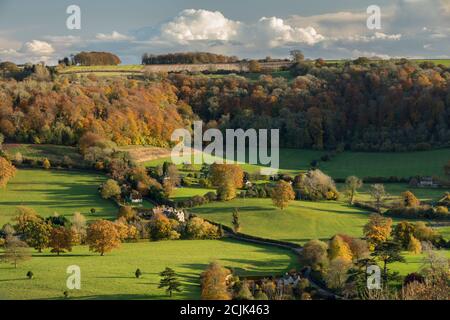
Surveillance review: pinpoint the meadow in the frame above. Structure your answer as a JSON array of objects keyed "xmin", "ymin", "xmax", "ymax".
[
  {"xmin": 191, "ymin": 198, "xmax": 372, "ymax": 244},
  {"xmin": 0, "ymin": 239, "xmax": 298, "ymax": 300},
  {"xmin": 0, "ymin": 169, "xmax": 117, "ymax": 226},
  {"xmin": 3, "ymin": 144, "xmax": 85, "ymax": 164},
  {"xmin": 142, "ymin": 148, "xmax": 450, "ymax": 179}
]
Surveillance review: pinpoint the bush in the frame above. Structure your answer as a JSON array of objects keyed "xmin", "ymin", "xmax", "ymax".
[
  {"xmin": 135, "ymin": 268, "xmax": 142, "ymax": 279},
  {"xmin": 185, "ymin": 217, "xmax": 220, "ymax": 240},
  {"xmin": 148, "ymin": 213, "xmax": 180, "ymax": 241}
]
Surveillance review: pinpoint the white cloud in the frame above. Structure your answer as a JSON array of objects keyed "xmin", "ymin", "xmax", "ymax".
[
  {"xmin": 160, "ymin": 9, "xmax": 240, "ymax": 42},
  {"xmin": 253, "ymin": 17, "xmax": 324, "ymax": 46},
  {"xmin": 22, "ymin": 40, "xmax": 54, "ymax": 55},
  {"xmin": 159, "ymin": 9, "xmax": 324, "ymax": 48},
  {"xmin": 96, "ymin": 31, "xmax": 133, "ymax": 41}
]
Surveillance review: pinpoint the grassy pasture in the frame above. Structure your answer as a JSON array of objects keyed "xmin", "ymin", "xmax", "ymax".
[
  {"xmin": 191, "ymin": 198, "xmax": 372, "ymax": 244},
  {"xmin": 390, "ymin": 250, "xmax": 450, "ymax": 276},
  {"xmin": 0, "ymin": 239, "xmax": 298, "ymax": 300},
  {"xmin": 142, "ymin": 147, "xmax": 450, "ymax": 179},
  {"xmin": 58, "ymin": 65, "xmax": 144, "ymax": 74},
  {"xmin": 0, "ymin": 169, "xmax": 117, "ymax": 226},
  {"xmin": 3, "ymin": 144, "xmax": 85, "ymax": 164},
  {"xmin": 336, "ymin": 183, "xmax": 447, "ymax": 203}
]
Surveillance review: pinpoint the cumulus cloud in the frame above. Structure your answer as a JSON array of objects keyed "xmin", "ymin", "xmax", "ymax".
[
  {"xmin": 253, "ymin": 17, "xmax": 324, "ymax": 46},
  {"xmin": 160, "ymin": 9, "xmax": 240, "ymax": 42},
  {"xmin": 22, "ymin": 40, "xmax": 54, "ymax": 55},
  {"xmin": 96, "ymin": 31, "xmax": 133, "ymax": 41},
  {"xmin": 158, "ymin": 9, "xmax": 324, "ymax": 48}
]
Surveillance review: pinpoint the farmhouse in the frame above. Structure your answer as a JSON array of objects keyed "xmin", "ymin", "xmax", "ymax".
[
  {"xmin": 417, "ymin": 176, "xmax": 440, "ymax": 188},
  {"xmin": 128, "ymin": 191, "xmax": 143, "ymax": 204}
]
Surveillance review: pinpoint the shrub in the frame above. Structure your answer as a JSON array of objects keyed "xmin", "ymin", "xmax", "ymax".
[
  {"xmin": 185, "ymin": 217, "xmax": 219, "ymax": 240},
  {"xmin": 135, "ymin": 268, "xmax": 142, "ymax": 279},
  {"xmin": 148, "ymin": 213, "xmax": 180, "ymax": 241},
  {"xmin": 42, "ymin": 158, "xmax": 51, "ymax": 170}
]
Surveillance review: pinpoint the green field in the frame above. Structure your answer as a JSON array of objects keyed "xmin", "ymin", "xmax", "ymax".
[
  {"xmin": 58, "ymin": 65, "xmax": 144, "ymax": 74},
  {"xmin": 390, "ymin": 250, "xmax": 450, "ymax": 276},
  {"xmin": 336, "ymin": 183, "xmax": 447, "ymax": 203},
  {"xmin": 171, "ymin": 187, "xmax": 215, "ymax": 200},
  {"xmin": 3, "ymin": 144, "xmax": 85, "ymax": 164},
  {"xmin": 0, "ymin": 169, "xmax": 117, "ymax": 226},
  {"xmin": 0, "ymin": 239, "xmax": 298, "ymax": 300},
  {"xmin": 144, "ymin": 148, "xmax": 450, "ymax": 179},
  {"xmin": 191, "ymin": 198, "xmax": 372, "ymax": 244}
]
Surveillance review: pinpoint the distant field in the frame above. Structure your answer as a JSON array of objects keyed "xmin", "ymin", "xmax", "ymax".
[
  {"xmin": 336, "ymin": 183, "xmax": 447, "ymax": 203},
  {"xmin": 142, "ymin": 147, "xmax": 450, "ymax": 179},
  {"xmin": 0, "ymin": 169, "xmax": 117, "ymax": 226},
  {"xmin": 58, "ymin": 65, "xmax": 144, "ymax": 74},
  {"xmin": 3, "ymin": 144, "xmax": 85, "ymax": 164},
  {"xmin": 390, "ymin": 250, "xmax": 450, "ymax": 276},
  {"xmin": 191, "ymin": 198, "xmax": 372, "ymax": 244},
  {"xmin": 0, "ymin": 239, "xmax": 298, "ymax": 300}
]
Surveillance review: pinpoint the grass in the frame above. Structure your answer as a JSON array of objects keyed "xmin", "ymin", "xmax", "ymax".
[
  {"xmin": 390, "ymin": 250, "xmax": 450, "ymax": 276},
  {"xmin": 3, "ymin": 144, "xmax": 85, "ymax": 164},
  {"xmin": 143, "ymin": 148, "xmax": 450, "ymax": 179},
  {"xmin": 171, "ymin": 187, "xmax": 215, "ymax": 201},
  {"xmin": 191, "ymin": 198, "xmax": 372, "ymax": 244},
  {"xmin": 58, "ymin": 65, "xmax": 144, "ymax": 74},
  {"xmin": 336, "ymin": 183, "xmax": 447, "ymax": 203},
  {"xmin": 0, "ymin": 239, "xmax": 298, "ymax": 300},
  {"xmin": 0, "ymin": 169, "xmax": 117, "ymax": 226}
]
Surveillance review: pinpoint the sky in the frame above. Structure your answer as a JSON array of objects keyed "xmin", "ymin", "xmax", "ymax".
[{"xmin": 1, "ymin": 0, "xmax": 450, "ymax": 64}]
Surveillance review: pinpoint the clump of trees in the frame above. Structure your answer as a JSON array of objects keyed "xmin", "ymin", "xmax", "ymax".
[
  {"xmin": 62, "ymin": 52, "xmax": 122, "ymax": 66},
  {"xmin": 142, "ymin": 52, "xmax": 239, "ymax": 65},
  {"xmin": 294, "ymin": 169, "xmax": 339, "ymax": 201}
]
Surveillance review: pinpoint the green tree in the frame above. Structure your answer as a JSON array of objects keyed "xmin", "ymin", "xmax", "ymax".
[
  {"xmin": 345, "ymin": 176, "xmax": 363, "ymax": 205},
  {"xmin": 371, "ymin": 241, "xmax": 405, "ymax": 285},
  {"xmin": 23, "ymin": 220, "xmax": 52, "ymax": 253},
  {"xmin": 101, "ymin": 179, "xmax": 121, "ymax": 200},
  {"xmin": 158, "ymin": 267, "xmax": 182, "ymax": 297},
  {"xmin": 232, "ymin": 208, "xmax": 241, "ymax": 233},
  {"xmin": 392, "ymin": 221, "xmax": 416, "ymax": 249}
]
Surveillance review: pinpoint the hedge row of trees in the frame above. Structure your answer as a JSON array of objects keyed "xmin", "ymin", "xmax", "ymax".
[
  {"xmin": 59, "ymin": 52, "xmax": 121, "ymax": 66},
  {"xmin": 142, "ymin": 52, "xmax": 239, "ymax": 65}
]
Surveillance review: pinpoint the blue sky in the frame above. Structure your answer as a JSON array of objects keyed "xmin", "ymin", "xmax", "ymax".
[{"xmin": 1, "ymin": 0, "xmax": 450, "ymax": 64}]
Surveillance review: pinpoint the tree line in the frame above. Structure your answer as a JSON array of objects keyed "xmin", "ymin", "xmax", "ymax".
[{"xmin": 142, "ymin": 52, "xmax": 239, "ymax": 65}]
